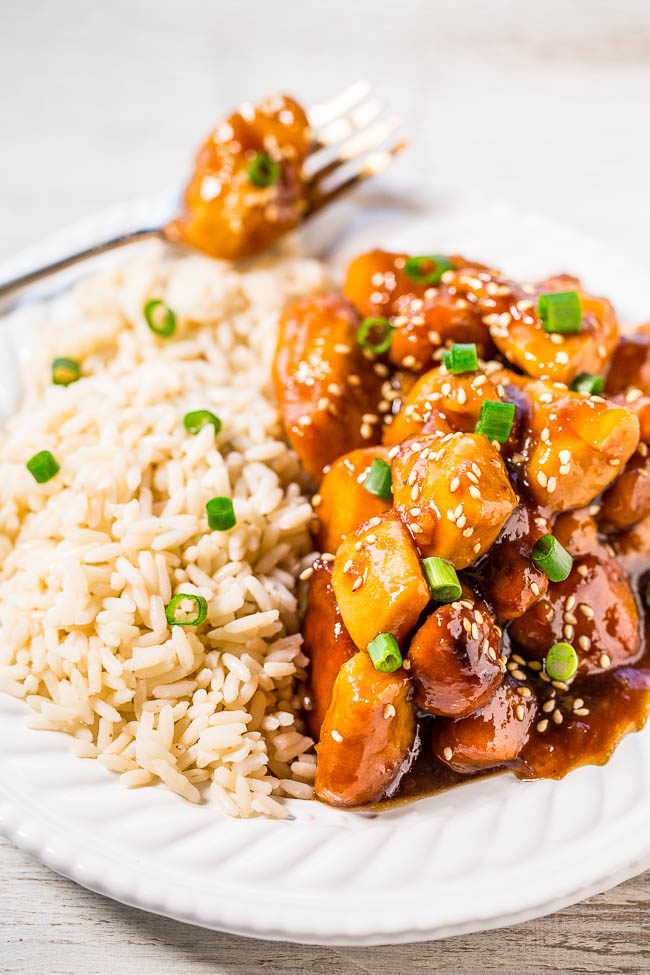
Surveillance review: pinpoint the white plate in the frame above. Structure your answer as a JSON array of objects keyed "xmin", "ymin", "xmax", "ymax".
[{"xmin": 1, "ymin": 188, "xmax": 650, "ymax": 946}]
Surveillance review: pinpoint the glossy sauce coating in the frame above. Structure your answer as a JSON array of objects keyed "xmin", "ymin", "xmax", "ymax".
[
  {"xmin": 168, "ymin": 94, "xmax": 310, "ymax": 260},
  {"xmin": 409, "ymin": 589, "xmax": 503, "ymax": 717},
  {"xmin": 315, "ymin": 651, "xmax": 417, "ymax": 807},
  {"xmin": 302, "ymin": 560, "xmax": 357, "ymax": 738},
  {"xmin": 273, "ymin": 294, "xmax": 384, "ymax": 480},
  {"xmin": 315, "ymin": 446, "xmax": 392, "ymax": 553}
]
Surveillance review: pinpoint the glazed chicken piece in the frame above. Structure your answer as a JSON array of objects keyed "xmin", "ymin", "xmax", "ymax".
[
  {"xmin": 598, "ymin": 449, "xmax": 650, "ymax": 533},
  {"xmin": 604, "ymin": 324, "xmax": 650, "ymax": 396},
  {"xmin": 432, "ymin": 679, "xmax": 537, "ymax": 774},
  {"xmin": 331, "ymin": 510, "xmax": 429, "ymax": 651},
  {"xmin": 611, "ymin": 510, "xmax": 650, "ymax": 574},
  {"xmin": 315, "ymin": 446, "xmax": 392, "ymax": 553},
  {"xmin": 167, "ymin": 94, "xmax": 311, "ymax": 260},
  {"xmin": 315, "ymin": 651, "xmax": 417, "ymax": 807},
  {"xmin": 479, "ymin": 273, "xmax": 619, "ymax": 385},
  {"xmin": 607, "ymin": 391, "xmax": 650, "ymax": 443},
  {"xmin": 343, "ymin": 250, "xmax": 495, "ymax": 371},
  {"xmin": 302, "ymin": 560, "xmax": 357, "ymax": 739},
  {"xmin": 392, "ymin": 431, "xmax": 517, "ymax": 567},
  {"xmin": 409, "ymin": 588, "xmax": 503, "ymax": 717},
  {"xmin": 506, "ymin": 375, "xmax": 639, "ymax": 512},
  {"xmin": 473, "ymin": 503, "xmax": 551, "ymax": 620},
  {"xmin": 383, "ymin": 365, "xmax": 504, "ymax": 447},
  {"xmin": 273, "ymin": 294, "xmax": 384, "ymax": 481},
  {"xmin": 509, "ymin": 510, "xmax": 640, "ymax": 676}
]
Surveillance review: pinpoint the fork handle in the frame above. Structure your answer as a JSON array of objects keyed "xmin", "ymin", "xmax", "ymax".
[{"xmin": 0, "ymin": 227, "xmax": 164, "ymax": 312}]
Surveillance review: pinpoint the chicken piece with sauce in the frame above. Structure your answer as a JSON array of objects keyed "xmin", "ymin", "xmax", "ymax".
[
  {"xmin": 168, "ymin": 94, "xmax": 311, "ymax": 260},
  {"xmin": 343, "ymin": 250, "xmax": 496, "ymax": 371},
  {"xmin": 273, "ymin": 294, "xmax": 385, "ymax": 481}
]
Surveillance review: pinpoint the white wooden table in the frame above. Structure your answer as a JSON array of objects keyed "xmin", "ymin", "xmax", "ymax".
[{"xmin": 1, "ymin": 1, "xmax": 649, "ymax": 970}]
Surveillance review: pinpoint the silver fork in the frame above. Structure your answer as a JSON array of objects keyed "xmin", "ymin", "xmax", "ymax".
[{"xmin": 0, "ymin": 81, "xmax": 403, "ymax": 310}]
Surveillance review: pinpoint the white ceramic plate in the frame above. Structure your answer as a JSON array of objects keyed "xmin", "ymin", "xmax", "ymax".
[{"xmin": 1, "ymin": 187, "xmax": 650, "ymax": 946}]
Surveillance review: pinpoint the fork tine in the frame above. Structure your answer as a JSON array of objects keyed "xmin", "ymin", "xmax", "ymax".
[
  {"xmin": 307, "ymin": 115, "xmax": 402, "ymax": 184},
  {"xmin": 307, "ymin": 80, "xmax": 372, "ymax": 128},
  {"xmin": 311, "ymin": 97, "xmax": 385, "ymax": 151},
  {"xmin": 306, "ymin": 141, "xmax": 406, "ymax": 217}
]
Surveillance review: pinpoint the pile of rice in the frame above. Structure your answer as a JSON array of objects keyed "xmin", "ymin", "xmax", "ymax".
[{"xmin": 0, "ymin": 241, "xmax": 329, "ymax": 818}]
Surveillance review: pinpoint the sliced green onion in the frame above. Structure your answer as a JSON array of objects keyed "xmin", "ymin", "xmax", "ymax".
[
  {"xmin": 532, "ymin": 534, "xmax": 573, "ymax": 582},
  {"xmin": 367, "ymin": 632, "xmax": 403, "ymax": 673},
  {"xmin": 206, "ymin": 496, "xmax": 236, "ymax": 531},
  {"xmin": 571, "ymin": 373, "xmax": 604, "ymax": 396},
  {"xmin": 357, "ymin": 317, "xmax": 395, "ymax": 355},
  {"xmin": 422, "ymin": 557, "xmax": 462, "ymax": 603},
  {"xmin": 545, "ymin": 642, "xmax": 578, "ymax": 682},
  {"xmin": 537, "ymin": 291, "xmax": 582, "ymax": 334},
  {"xmin": 144, "ymin": 299, "xmax": 176, "ymax": 337},
  {"xmin": 51, "ymin": 357, "xmax": 81, "ymax": 386},
  {"xmin": 165, "ymin": 593, "xmax": 208, "ymax": 627},
  {"xmin": 475, "ymin": 400, "xmax": 515, "ymax": 443},
  {"xmin": 404, "ymin": 254, "xmax": 452, "ymax": 285},
  {"xmin": 441, "ymin": 342, "xmax": 479, "ymax": 375},
  {"xmin": 363, "ymin": 458, "xmax": 392, "ymax": 500},
  {"xmin": 26, "ymin": 450, "xmax": 60, "ymax": 484},
  {"xmin": 247, "ymin": 151, "xmax": 280, "ymax": 188},
  {"xmin": 184, "ymin": 410, "xmax": 222, "ymax": 436}
]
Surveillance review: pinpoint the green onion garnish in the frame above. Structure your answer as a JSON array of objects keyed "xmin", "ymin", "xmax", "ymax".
[
  {"xmin": 571, "ymin": 373, "xmax": 604, "ymax": 396},
  {"xmin": 544, "ymin": 642, "xmax": 578, "ymax": 682},
  {"xmin": 537, "ymin": 291, "xmax": 582, "ymax": 334},
  {"xmin": 357, "ymin": 317, "xmax": 395, "ymax": 355},
  {"xmin": 404, "ymin": 254, "xmax": 452, "ymax": 285},
  {"xmin": 206, "ymin": 496, "xmax": 236, "ymax": 531},
  {"xmin": 532, "ymin": 534, "xmax": 573, "ymax": 582},
  {"xmin": 367, "ymin": 632, "xmax": 403, "ymax": 673},
  {"xmin": 184, "ymin": 410, "xmax": 222, "ymax": 436},
  {"xmin": 51, "ymin": 358, "xmax": 81, "ymax": 386},
  {"xmin": 247, "ymin": 151, "xmax": 281, "ymax": 188},
  {"xmin": 475, "ymin": 400, "xmax": 515, "ymax": 443},
  {"xmin": 144, "ymin": 299, "xmax": 176, "ymax": 337},
  {"xmin": 363, "ymin": 458, "xmax": 393, "ymax": 500},
  {"xmin": 165, "ymin": 593, "xmax": 208, "ymax": 627},
  {"xmin": 26, "ymin": 450, "xmax": 60, "ymax": 484},
  {"xmin": 441, "ymin": 342, "xmax": 479, "ymax": 375},
  {"xmin": 422, "ymin": 557, "xmax": 462, "ymax": 603}
]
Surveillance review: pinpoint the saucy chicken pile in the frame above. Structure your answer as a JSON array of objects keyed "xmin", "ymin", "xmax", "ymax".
[{"xmin": 273, "ymin": 249, "xmax": 650, "ymax": 808}]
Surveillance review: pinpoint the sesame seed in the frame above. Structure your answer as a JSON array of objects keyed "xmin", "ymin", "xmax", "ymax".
[
  {"xmin": 541, "ymin": 427, "xmax": 550, "ymax": 442},
  {"xmin": 299, "ymin": 566, "xmax": 314, "ymax": 581},
  {"xmin": 515, "ymin": 704, "xmax": 525, "ymax": 721},
  {"xmin": 517, "ymin": 686, "xmax": 532, "ymax": 698},
  {"xmin": 575, "ymin": 707, "xmax": 590, "ymax": 716},
  {"xmin": 531, "ymin": 581, "xmax": 540, "ymax": 597},
  {"xmin": 577, "ymin": 564, "xmax": 589, "ymax": 577},
  {"xmin": 542, "ymin": 699, "xmax": 555, "ymax": 713},
  {"xmin": 469, "ymin": 486, "xmax": 481, "ymax": 500},
  {"xmin": 475, "ymin": 610, "xmax": 484, "ymax": 625},
  {"xmin": 360, "ymin": 423, "xmax": 373, "ymax": 439},
  {"xmin": 456, "ymin": 514, "xmax": 467, "ymax": 529},
  {"xmin": 599, "ymin": 653, "xmax": 611, "ymax": 669},
  {"xmin": 368, "ymin": 517, "xmax": 382, "ymax": 527},
  {"xmin": 578, "ymin": 635, "xmax": 591, "ymax": 651},
  {"xmin": 373, "ymin": 362, "xmax": 389, "ymax": 377},
  {"xmin": 348, "ymin": 374, "xmax": 361, "ymax": 387},
  {"xmin": 321, "ymin": 552, "xmax": 335, "ymax": 561},
  {"xmin": 537, "ymin": 719, "xmax": 549, "ymax": 733},
  {"xmin": 473, "ymin": 541, "xmax": 482, "ymax": 553},
  {"xmin": 564, "ymin": 612, "xmax": 577, "ymax": 626},
  {"xmin": 552, "ymin": 709, "xmax": 564, "ymax": 725},
  {"xmin": 450, "ymin": 476, "xmax": 460, "ymax": 492},
  {"xmin": 462, "ymin": 617, "xmax": 471, "ymax": 633},
  {"xmin": 552, "ymin": 680, "xmax": 569, "ymax": 691},
  {"xmin": 411, "ymin": 485, "xmax": 420, "ymax": 500},
  {"xmin": 579, "ymin": 604, "xmax": 595, "ymax": 619},
  {"xmin": 331, "ymin": 729, "xmax": 343, "ymax": 742},
  {"xmin": 471, "ymin": 622, "xmax": 479, "ymax": 639},
  {"xmin": 529, "ymin": 660, "xmax": 543, "ymax": 671},
  {"xmin": 511, "ymin": 669, "xmax": 527, "ymax": 681},
  {"xmin": 334, "ymin": 343, "xmax": 351, "ymax": 354},
  {"xmin": 564, "ymin": 624, "xmax": 574, "ymax": 640},
  {"xmin": 537, "ymin": 471, "xmax": 548, "ymax": 488},
  {"xmin": 352, "ymin": 577, "xmax": 363, "ymax": 591},
  {"xmin": 443, "ymin": 747, "xmax": 453, "ymax": 761},
  {"xmin": 573, "ymin": 698, "xmax": 584, "ymax": 710},
  {"xmin": 343, "ymin": 559, "xmax": 353, "ymax": 573},
  {"xmin": 547, "ymin": 476, "xmax": 557, "ymax": 494},
  {"xmin": 362, "ymin": 413, "xmax": 379, "ymax": 424},
  {"xmin": 383, "ymin": 704, "xmax": 396, "ymax": 719},
  {"xmin": 402, "ymin": 659, "xmax": 411, "ymax": 670},
  {"xmin": 365, "ymin": 534, "xmax": 377, "ymax": 544}
]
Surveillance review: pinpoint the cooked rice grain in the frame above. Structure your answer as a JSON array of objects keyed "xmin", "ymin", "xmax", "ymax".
[{"xmin": 0, "ymin": 242, "xmax": 329, "ymax": 818}]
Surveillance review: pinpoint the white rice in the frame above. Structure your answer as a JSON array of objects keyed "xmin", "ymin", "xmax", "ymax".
[{"xmin": 0, "ymin": 241, "xmax": 328, "ymax": 818}]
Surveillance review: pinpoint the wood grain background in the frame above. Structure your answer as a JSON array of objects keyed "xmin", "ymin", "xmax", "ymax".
[{"xmin": 1, "ymin": 0, "xmax": 649, "ymax": 971}]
